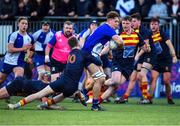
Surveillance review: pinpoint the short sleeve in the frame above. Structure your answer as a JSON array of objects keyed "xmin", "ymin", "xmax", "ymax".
[
  {"xmin": 32, "ymin": 30, "xmax": 41, "ymax": 42},
  {"xmin": 8, "ymin": 32, "xmax": 17, "ymax": 44},
  {"xmin": 161, "ymin": 30, "xmax": 169, "ymax": 42},
  {"xmin": 48, "ymin": 34, "xmax": 57, "ymax": 46}
]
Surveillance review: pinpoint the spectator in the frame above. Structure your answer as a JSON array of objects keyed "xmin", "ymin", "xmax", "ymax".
[
  {"xmin": 17, "ymin": 0, "xmax": 31, "ymax": 16},
  {"xmin": 130, "ymin": 0, "xmax": 151, "ymax": 19},
  {"xmin": 29, "ymin": 0, "xmax": 48, "ymax": 20},
  {"xmin": 58, "ymin": 0, "xmax": 75, "ymax": 17},
  {"xmin": 115, "ymin": 0, "xmax": 135, "ymax": 17},
  {"xmin": 91, "ymin": 0, "xmax": 107, "ymax": 17},
  {"xmin": 0, "ymin": 0, "xmax": 17, "ymax": 20},
  {"xmin": 168, "ymin": 0, "xmax": 180, "ymax": 25},
  {"xmin": 103, "ymin": 0, "xmax": 117, "ymax": 12},
  {"xmin": 47, "ymin": 0, "xmax": 56, "ymax": 16},
  {"xmin": 148, "ymin": 0, "xmax": 168, "ymax": 24},
  {"xmin": 75, "ymin": 0, "xmax": 92, "ymax": 17}
]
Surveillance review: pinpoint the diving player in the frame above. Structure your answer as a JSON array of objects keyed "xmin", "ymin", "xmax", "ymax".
[{"xmin": 7, "ymin": 36, "xmax": 102, "ymax": 110}]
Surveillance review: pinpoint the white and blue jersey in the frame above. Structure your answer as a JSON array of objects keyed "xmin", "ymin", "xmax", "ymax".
[
  {"xmin": 4, "ymin": 31, "xmax": 34, "ymax": 66},
  {"xmin": 1, "ymin": 31, "xmax": 34, "ymax": 74},
  {"xmin": 33, "ymin": 29, "xmax": 54, "ymax": 52},
  {"xmin": 82, "ymin": 23, "xmax": 116, "ymax": 55},
  {"xmin": 32, "ymin": 29, "xmax": 54, "ymax": 67},
  {"xmin": 79, "ymin": 29, "xmax": 91, "ymax": 40}
]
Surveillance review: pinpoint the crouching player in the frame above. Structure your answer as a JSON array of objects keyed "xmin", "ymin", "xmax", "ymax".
[
  {"xmin": 0, "ymin": 72, "xmax": 50, "ymax": 100},
  {"xmin": 8, "ymin": 37, "xmax": 102, "ymax": 110}
]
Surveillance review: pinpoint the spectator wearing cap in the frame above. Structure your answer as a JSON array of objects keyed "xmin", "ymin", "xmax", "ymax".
[
  {"xmin": 90, "ymin": 0, "xmax": 108, "ymax": 17},
  {"xmin": 79, "ymin": 19, "xmax": 98, "ymax": 47},
  {"xmin": 0, "ymin": 0, "xmax": 17, "ymax": 20},
  {"xmin": 32, "ymin": 20, "xmax": 55, "ymax": 80}
]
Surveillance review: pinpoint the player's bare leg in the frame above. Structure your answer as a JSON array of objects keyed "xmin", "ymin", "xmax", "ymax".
[
  {"xmin": 0, "ymin": 87, "xmax": 10, "ymax": 99},
  {"xmin": 163, "ymin": 72, "xmax": 175, "ymax": 104},
  {"xmin": 138, "ymin": 62, "xmax": 152, "ymax": 104},
  {"xmin": 0, "ymin": 72, "xmax": 8, "ymax": 85},
  {"xmin": 37, "ymin": 93, "xmax": 66, "ymax": 110},
  {"xmin": 101, "ymin": 71, "xmax": 126, "ymax": 102},
  {"xmin": 8, "ymin": 86, "xmax": 55, "ymax": 109},
  {"xmin": 87, "ymin": 63, "xmax": 106, "ymax": 111},
  {"xmin": 150, "ymin": 70, "xmax": 159, "ymax": 99},
  {"xmin": 115, "ymin": 70, "xmax": 138, "ymax": 103}
]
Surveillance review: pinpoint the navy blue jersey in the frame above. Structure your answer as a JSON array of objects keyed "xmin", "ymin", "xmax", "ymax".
[
  {"xmin": 150, "ymin": 30, "xmax": 171, "ymax": 61},
  {"xmin": 136, "ymin": 25, "xmax": 156, "ymax": 54},
  {"xmin": 62, "ymin": 49, "xmax": 101, "ymax": 84},
  {"xmin": 82, "ymin": 23, "xmax": 116, "ymax": 53}
]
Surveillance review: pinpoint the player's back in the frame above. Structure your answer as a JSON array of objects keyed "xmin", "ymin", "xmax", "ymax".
[{"xmin": 63, "ymin": 49, "xmax": 85, "ymax": 83}]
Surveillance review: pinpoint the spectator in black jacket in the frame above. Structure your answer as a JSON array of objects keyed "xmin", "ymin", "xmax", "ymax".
[
  {"xmin": 17, "ymin": 0, "xmax": 31, "ymax": 16},
  {"xmin": 91, "ymin": 0, "xmax": 108, "ymax": 17},
  {"xmin": 0, "ymin": 0, "xmax": 17, "ymax": 20},
  {"xmin": 29, "ymin": 0, "xmax": 48, "ymax": 20}
]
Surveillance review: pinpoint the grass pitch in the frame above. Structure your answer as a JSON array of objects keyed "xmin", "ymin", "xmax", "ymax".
[{"xmin": 0, "ymin": 97, "xmax": 180, "ymax": 125}]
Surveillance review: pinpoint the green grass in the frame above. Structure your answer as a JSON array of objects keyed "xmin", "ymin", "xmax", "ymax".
[{"xmin": 0, "ymin": 97, "xmax": 180, "ymax": 125}]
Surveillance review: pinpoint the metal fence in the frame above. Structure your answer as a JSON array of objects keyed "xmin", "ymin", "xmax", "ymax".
[{"xmin": 0, "ymin": 18, "xmax": 179, "ymax": 58}]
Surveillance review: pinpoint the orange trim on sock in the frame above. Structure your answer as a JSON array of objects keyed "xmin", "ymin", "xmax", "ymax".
[
  {"xmin": 123, "ymin": 93, "xmax": 129, "ymax": 99},
  {"xmin": 20, "ymin": 99, "xmax": 26, "ymax": 106},
  {"xmin": 47, "ymin": 99, "xmax": 55, "ymax": 106}
]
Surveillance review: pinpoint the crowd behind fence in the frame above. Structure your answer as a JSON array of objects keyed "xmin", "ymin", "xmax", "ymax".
[{"xmin": 0, "ymin": 18, "xmax": 179, "ymax": 58}]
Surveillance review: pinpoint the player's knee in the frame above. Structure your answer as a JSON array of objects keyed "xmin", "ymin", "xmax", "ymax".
[
  {"xmin": 137, "ymin": 73, "xmax": 143, "ymax": 81},
  {"xmin": 111, "ymin": 78, "xmax": 120, "ymax": 85},
  {"xmin": 0, "ymin": 75, "xmax": 6, "ymax": 84},
  {"xmin": 163, "ymin": 77, "xmax": 170, "ymax": 84},
  {"xmin": 130, "ymin": 75, "xmax": 137, "ymax": 82}
]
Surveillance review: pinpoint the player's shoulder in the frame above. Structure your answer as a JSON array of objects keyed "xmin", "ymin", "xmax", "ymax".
[
  {"xmin": 33, "ymin": 29, "xmax": 43, "ymax": 35},
  {"xmin": 140, "ymin": 25, "xmax": 150, "ymax": 33},
  {"xmin": 10, "ymin": 31, "xmax": 19, "ymax": 37}
]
